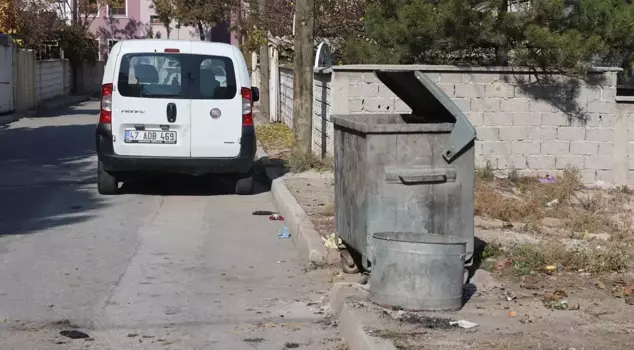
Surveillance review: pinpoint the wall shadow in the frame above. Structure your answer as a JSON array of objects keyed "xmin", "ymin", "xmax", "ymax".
[{"xmin": 504, "ymin": 72, "xmax": 608, "ymax": 126}]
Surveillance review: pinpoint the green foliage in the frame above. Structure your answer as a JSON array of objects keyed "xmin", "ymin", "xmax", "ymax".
[
  {"xmin": 150, "ymin": 0, "xmax": 234, "ymax": 41},
  {"xmin": 343, "ymin": 0, "xmax": 634, "ymax": 75},
  {"xmin": 57, "ymin": 25, "xmax": 98, "ymax": 64}
]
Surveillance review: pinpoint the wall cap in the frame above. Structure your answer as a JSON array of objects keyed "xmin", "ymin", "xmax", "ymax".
[{"xmin": 331, "ymin": 64, "xmax": 622, "ymax": 74}]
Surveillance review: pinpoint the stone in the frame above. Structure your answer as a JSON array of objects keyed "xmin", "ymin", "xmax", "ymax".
[
  {"xmin": 470, "ymin": 269, "xmax": 501, "ymax": 292},
  {"xmin": 540, "ymin": 217, "xmax": 564, "ymax": 228}
]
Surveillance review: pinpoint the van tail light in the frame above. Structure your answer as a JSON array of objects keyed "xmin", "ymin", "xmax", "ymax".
[
  {"xmin": 164, "ymin": 48, "xmax": 180, "ymax": 53},
  {"xmin": 241, "ymin": 87, "xmax": 253, "ymax": 126},
  {"xmin": 99, "ymin": 83, "xmax": 113, "ymax": 124}
]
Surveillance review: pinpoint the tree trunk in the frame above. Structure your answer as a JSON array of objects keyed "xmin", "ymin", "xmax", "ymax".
[
  {"xmin": 165, "ymin": 24, "xmax": 171, "ymax": 39},
  {"xmin": 495, "ymin": 0, "xmax": 509, "ymax": 66},
  {"xmin": 198, "ymin": 22, "xmax": 205, "ymax": 41},
  {"xmin": 258, "ymin": 0, "xmax": 270, "ymax": 120},
  {"xmin": 292, "ymin": 0, "xmax": 315, "ymax": 155}
]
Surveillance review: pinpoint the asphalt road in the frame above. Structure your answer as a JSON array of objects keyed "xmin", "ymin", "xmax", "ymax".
[{"xmin": 0, "ymin": 101, "xmax": 341, "ymax": 349}]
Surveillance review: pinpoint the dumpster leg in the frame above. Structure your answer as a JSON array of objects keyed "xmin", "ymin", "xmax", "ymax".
[{"xmin": 340, "ymin": 249, "xmax": 359, "ymax": 274}]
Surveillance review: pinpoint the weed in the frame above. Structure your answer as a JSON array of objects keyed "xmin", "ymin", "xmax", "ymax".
[
  {"xmin": 321, "ymin": 203, "xmax": 335, "ymax": 217},
  {"xmin": 482, "ymin": 242, "xmax": 503, "ymax": 260},
  {"xmin": 543, "ymin": 167, "xmax": 583, "ymax": 205},
  {"xmin": 475, "ymin": 162, "xmax": 495, "ymax": 182}
]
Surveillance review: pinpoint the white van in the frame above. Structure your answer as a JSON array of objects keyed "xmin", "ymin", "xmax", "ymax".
[{"xmin": 95, "ymin": 39, "xmax": 260, "ymax": 195}]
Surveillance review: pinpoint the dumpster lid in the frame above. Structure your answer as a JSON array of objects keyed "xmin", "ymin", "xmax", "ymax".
[{"xmin": 375, "ymin": 70, "xmax": 477, "ymax": 162}]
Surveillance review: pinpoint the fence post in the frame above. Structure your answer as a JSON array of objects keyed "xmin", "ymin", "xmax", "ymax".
[
  {"xmin": 269, "ymin": 46, "xmax": 279, "ymax": 122},
  {"xmin": 251, "ymin": 51, "xmax": 258, "ymax": 89}
]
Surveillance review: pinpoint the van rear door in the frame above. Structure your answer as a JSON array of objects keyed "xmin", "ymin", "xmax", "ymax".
[
  {"xmin": 189, "ymin": 44, "xmax": 242, "ymax": 158},
  {"xmin": 111, "ymin": 42, "xmax": 192, "ymax": 158}
]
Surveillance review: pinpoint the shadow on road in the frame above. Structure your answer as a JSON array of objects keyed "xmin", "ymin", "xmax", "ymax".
[
  {"xmin": 119, "ymin": 167, "xmax": 271, "ymax": 196},
  {"xmin": 0, "ymin": 122, "xmax": 103, "ymax": 237},
  {"xmin": 0, "ymin": 113, "xmax": 273, "ymax": 237},
  {"xmin": 33, "ymin": 99, "xmax": 100, "ymax": 119}
]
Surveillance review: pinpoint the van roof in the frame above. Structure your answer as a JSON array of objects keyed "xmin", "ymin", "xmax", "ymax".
[{"xmin": 116, "ymin": 39, "xmax": 239, "ymax": 56}]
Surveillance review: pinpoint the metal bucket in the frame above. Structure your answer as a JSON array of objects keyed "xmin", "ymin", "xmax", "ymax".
[{"xmin": 368, "ymin": 232, "xmax": 467, "ymax": 311}]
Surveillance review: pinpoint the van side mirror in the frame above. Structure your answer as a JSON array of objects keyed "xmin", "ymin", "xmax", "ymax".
[{"xmin": 252, "ymin": 87, "xmax": 260, "ymax": 102}]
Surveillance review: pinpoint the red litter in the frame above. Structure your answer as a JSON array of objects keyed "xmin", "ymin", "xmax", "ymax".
[{"xmin": 269, "ymin": 214, "xmax": 285, "ymax": 221}]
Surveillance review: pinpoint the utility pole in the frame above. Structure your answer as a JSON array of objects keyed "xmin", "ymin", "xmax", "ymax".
[
  {"xmin": 258, "ymin": 0, "xmax": 270, "ymax": 120},
  {"xmin": 292, "ymin": 0, "xmax": 314, "ymax": 154},
  {"xmin": 70, "ymin": 0, "xmax": 78, "ymax": 94}
]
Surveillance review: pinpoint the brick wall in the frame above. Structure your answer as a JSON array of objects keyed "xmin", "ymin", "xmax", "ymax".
[{"xmin": 327, "ymin": 65, "xmax": 632, "ymax": 186}]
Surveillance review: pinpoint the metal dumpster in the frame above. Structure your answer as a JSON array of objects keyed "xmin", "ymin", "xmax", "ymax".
[{"xmin": 331, "ymin": 70, "xmax": 476, "ymax": 271}]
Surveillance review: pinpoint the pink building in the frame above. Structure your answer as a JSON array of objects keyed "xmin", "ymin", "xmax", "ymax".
[{"xmin": 87, "ymin": 0, "xmax": 240, "ymax": 59}]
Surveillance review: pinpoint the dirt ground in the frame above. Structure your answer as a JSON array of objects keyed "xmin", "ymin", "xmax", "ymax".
[
  {"xmin": 282, "ymin": 166, "xmax": 634, "ymax": 349},
  {"xmin": 283, "ymin": 171, "xmax": 335, "ymax": 239},
  {"xmin": 346, "ymin": 270, "xmax": 634, "ymax": 350}
]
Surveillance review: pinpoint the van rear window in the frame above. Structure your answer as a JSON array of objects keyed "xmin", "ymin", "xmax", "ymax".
[{"xmin": 117, "ymin": 53, "xmax": 237, "ymax": 100}]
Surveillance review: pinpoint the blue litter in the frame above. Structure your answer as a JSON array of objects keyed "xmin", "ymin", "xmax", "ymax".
[{"xmin": 278, "ymin": 227, "xmax": 290, "ymax": 239}]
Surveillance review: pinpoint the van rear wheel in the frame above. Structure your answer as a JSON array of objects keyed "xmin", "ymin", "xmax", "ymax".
[
  {"xmin": 97, "ymin": 161, "xmax": 118, "ymax": 195},
  {"xmin": 235, "ymin": 170, "xmax": 254, "ymax": 195}
]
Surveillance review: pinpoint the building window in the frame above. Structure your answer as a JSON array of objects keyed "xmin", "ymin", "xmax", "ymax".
[
  {"xmin": 150, "ymin": 15, "xmax": 161, "ymax": 25},
  {"xmin": 109, "ymin": 0, "xmax": 126, "ymax": 17}
]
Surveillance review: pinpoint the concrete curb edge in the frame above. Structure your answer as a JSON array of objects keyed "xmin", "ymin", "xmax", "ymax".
[
  {"xmin": 329, "ymin": 283, "xmax": 397, "ymax": 350},
  {"xmin": 256, "ymin": 146, "xmax": 338, "ymax": 267}
]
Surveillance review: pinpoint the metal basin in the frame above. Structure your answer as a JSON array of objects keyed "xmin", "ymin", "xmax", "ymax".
[{"xmin": 368, "ymin": 232, "xmax": 467, "ymax": 311}]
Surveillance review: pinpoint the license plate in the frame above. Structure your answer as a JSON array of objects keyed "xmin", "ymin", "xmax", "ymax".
[{"xmin": 124, "ymin": 130, "xmax": 177, "ymax": 144}]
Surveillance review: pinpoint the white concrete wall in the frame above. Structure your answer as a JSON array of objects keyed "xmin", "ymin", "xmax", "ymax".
[
  {"xmin": 279, "ymin": 67, "xmax": 294, "ymax": 128},
  {"xmin": 35, "ymin": 60, "xmax": 71, "ymax": 104},
  {"xmin": 13, "ymin": 48, "xmax": 36, "ymax": 112},
  {"xmin": 312, "ymin": 72, "xmax": 332, "ymax": 156},
  {"xmin": 0, "ymin": 43, "xmax": 14, "ymax": 114}
]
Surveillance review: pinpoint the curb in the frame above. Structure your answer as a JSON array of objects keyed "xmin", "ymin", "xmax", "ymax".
[
  {"xmin": 0, "ymin": 114, "xmax": 20, "ymax": 126},
  {"xmin": 0, "ymin": 95, "xmax": 92, "ymax": 126},
  {"xmin": 329, "ymin": 283, "xmax": 397, "ymax": 350},
  {"xmin": 257, "ymin": 146, "xmax": 338, "ymax": 267}
]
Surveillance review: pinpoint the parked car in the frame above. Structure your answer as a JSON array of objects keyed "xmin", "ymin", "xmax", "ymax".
[{"xmin": 95, "ymin": 39, "xmax": 260, "ymax": 195}]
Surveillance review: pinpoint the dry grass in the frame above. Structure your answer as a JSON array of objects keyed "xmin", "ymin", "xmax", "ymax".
[
  {"xmin": 483, "ymin": 241, "xmax": 629, "ymax": 276},
  {"xmin": 286, "ymin": 150, "xmax": 333, "ymax": 173},
  {"xmin": 474, "ymin": 166, "xmax": 626, "ymax": 235},
  {"xmin": 255, "ymin": 123, "xmax": 293, "ymax": 159},
  {"xmin": 256, "ymin": 123, "xmax": 334, "ymax": 173}
]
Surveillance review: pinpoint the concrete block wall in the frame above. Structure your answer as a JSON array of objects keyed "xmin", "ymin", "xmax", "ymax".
[
  {"xmin": 13, "ymin": 48, "xmax": 36, "ymax": 112},
  {"xmin": 620, "ymin": 100, "xmax": 634, "ymax": 186},
  {"xmin": 328, "ymin": 65, "xmax": 630, "ymax": 186},
  {"xmin": 35, "ymin": 60, "xmax": 70, "ymax": 104},
  {"xmin": 279, "ymin": 67, "xmax": 294, "ymax": 128},
  {"xmin": 0, "ymin": 43, "xmax": 13, "ymax": 114},
  {"xmin": 312, "ymin": 71, "xmax": 332, "ymax": 155}
]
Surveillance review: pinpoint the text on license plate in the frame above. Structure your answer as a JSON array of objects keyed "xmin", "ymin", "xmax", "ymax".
[{"xmin": 124, "ymin": 130, "xmax": 177, "ymax": 144}]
